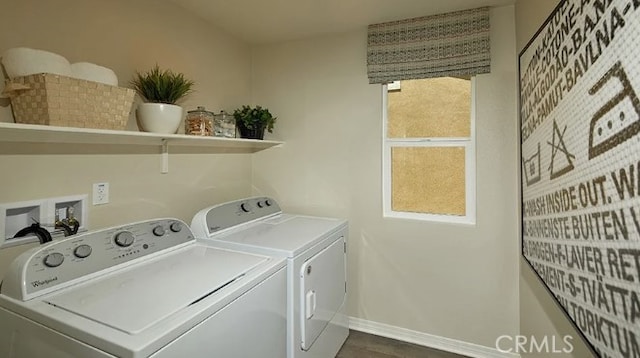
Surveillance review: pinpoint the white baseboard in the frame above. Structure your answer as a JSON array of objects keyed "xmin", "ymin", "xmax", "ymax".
[{"xmin": 348, "ymin": 317, "xmax": 521, "ymax": 358}]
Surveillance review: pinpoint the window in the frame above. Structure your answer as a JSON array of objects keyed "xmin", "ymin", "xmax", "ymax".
[{"xmin": 382, "ymin": 77, "xmax": 476, "ymax": 224}]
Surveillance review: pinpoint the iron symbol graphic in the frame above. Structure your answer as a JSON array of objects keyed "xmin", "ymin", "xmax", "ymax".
[{"xmin": 588, "ymin": 61, "xmax": 640, "ymax": 159}]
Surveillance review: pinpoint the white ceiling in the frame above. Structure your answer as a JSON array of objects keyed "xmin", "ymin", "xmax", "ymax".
[{"xmin": 168, "ymin": 0, "xmax": 516, "ymax": 44}]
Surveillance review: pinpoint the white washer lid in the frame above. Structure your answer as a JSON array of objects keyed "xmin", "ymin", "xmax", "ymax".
[
  {"xmin": 211, "ymin": 215, "xmax": 345, "ymax": 257},
  {"xmin": 44, "ymin": 244, "xmax": 266, "ymax": 334}
]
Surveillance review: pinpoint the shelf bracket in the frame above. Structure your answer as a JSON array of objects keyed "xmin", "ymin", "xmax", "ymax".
[{"xmin": 161, "ymin": 139, "xmax": 169, "ymax": 174}]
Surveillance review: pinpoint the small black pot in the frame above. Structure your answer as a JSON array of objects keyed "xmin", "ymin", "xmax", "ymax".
[{"xmin": 237, "ymin": 122, "xmax": 265, "ymax": 140}]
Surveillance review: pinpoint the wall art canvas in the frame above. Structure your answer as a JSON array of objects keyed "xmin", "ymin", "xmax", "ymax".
[{"xmin": 519, "ymin": 0, "xmax": 640, "ymax": 357}]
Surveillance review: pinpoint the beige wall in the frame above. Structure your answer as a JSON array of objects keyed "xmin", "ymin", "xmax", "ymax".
[
  {"xmin": 0, "ymin": 0, "xmax": 254, "ymax": 277},
  {"xmin": 515, "ymin": 0, "xmax": 595, "ymax": 356},
  {"xmin": 0, "ymin": 1, "xmax": 600, "ymax": 355},
  {"xmin": 515, "ymin": 0, "xmax": 561, "ymax": 56},
  {"xmin": 0, "ymin": 0, "xmax": 252, "ymax": 124},
  {"xmin": 251, "ymin": 5, "xmax": 520, "ymax": 349}
]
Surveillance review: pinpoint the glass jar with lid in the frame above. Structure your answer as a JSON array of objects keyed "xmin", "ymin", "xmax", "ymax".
[
  {"xmin": 185, "ymin": 106, "xmax": 214, "ymax": 136},
  {"xmin": 214, "ymin": 110, "xmax": 236, "ymax": 138}
]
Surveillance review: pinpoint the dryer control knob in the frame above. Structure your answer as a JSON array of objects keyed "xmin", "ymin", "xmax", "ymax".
[
  {"xmin": 114, "ymin": 231, "xmax": 135, "ymax": 247},
  {"xmin": 264, "ymin": 199, "xmax": 272, "ymax": 206},
  {"xmin": 44, "ymin": 252, "xmax": 65, "ymax": 267},
  {"xmin": 240, "ymin": 203, "xmax": 251, "ymax": 213},
  {"xmin": 257, "ymin": 201, "xmax": 264, "ymax": 208},
  {"xmin": 152, "ymin": 225, "xmax": 165, "ymax": 237},
  {"xmin": 170, "ymin": 222, "xmax": 182, "ymax": 232},
  {"xmin": 74, "ymin": 244, "xmax": 92, "ymax": 258}
]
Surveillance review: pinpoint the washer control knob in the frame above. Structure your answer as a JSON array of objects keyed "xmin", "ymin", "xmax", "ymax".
[
  {"xmin": 170, "ymin": 222, "xmax": 182, "ymax": 232},
  {"xmin": 265, "ymin": 199, "xmax": 272, "ymax": 207},
  {"xmin": 257, "ymin": 201, "xmax": 264, "ymax": 208},
  {"xmin": 74, "ymin": 244, "xmax": 92, "ymax": 258},
  {"xmin": 44, "ymin": 252, "xmax": 65, "ymax": 267},
  {"xmin": 114, "ymin": 231, "xmax": 135, "ymax": 247},
  {"xmin": 152, "ymin": 225, "xmax": 165, "ymax": 237},
  {"xmin": 240, "ymin": 203, "xmax": 251, "ymax": 213}
]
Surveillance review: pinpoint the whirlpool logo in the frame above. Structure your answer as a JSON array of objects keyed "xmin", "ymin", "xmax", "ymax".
[{"xmin": 30, "ymin": 276, "xmax": 58, "ymax": 288}]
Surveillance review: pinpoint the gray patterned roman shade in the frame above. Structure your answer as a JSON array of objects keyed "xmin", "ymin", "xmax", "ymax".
[{"xmin": 367, "ymin": 7, "xmax": 491, "ymax": 84}]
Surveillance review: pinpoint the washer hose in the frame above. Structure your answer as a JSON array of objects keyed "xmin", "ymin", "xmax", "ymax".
[{"xmin": 13, "ymin": 220, "xmax": 53, "ymax": 244}]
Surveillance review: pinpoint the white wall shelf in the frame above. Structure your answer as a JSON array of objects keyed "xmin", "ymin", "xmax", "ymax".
[
  {"xmin": 0, "ymin": 122, "xmax": 282, "ymax": 151},
  {"xmin": 0, "ymin": 122, "xmax": 283, "ymax": 173}
]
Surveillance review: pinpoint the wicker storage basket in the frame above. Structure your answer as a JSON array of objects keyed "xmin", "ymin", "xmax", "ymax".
[{"xmin": 5, "ymin": 73, "xmax": 135, "ymax": 130}]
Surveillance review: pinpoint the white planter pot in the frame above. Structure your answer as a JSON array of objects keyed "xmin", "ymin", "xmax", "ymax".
[{"xmin": 136, "ymin": 103, "xmax": 183, "ymax": 134}]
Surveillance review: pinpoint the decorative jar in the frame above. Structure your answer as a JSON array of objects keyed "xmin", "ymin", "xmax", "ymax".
[
  {"xmin": 185, "ymin": 106, "xmax": 214, "ymax": 136},
  {"xmin": 214, "ymin": 110, "xmax": 236, "ymax": 138}
]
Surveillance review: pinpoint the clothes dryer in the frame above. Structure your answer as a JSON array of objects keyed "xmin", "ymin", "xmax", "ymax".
[{"xmin": 191, "ymin": 197, "xmax": 349, "ymax": 358}]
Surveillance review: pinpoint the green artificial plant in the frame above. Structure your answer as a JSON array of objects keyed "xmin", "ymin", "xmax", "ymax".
[
  {"xmin": 233, "ymin": 105, "xmax": 276, "ymax": 133},
  {"xmin": 130, "ymin": 65, "xmax": 194, "ymax": 104}
]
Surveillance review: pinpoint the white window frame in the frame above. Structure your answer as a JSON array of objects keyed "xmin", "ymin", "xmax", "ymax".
[{"xmin": 382, "ymin": 78, "xmax": 477, "ymax": 225}]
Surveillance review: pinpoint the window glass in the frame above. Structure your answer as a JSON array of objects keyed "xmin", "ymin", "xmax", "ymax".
[
  {"xmin": 387, "ymin": 78, "xmax": 471, "ymax": 138},
  {"xmin": 383, "ymin": 77, "xmax": 475, "ymax": 223},
  {"xmin": 391, "ymin": 146, "xmax": 466, "ymax": 215}
]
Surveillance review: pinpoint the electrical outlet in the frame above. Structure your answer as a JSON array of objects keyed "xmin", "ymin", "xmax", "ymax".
[{"xmin": 93, "ymin": 183, "xmax": 109, "ymax": 205}]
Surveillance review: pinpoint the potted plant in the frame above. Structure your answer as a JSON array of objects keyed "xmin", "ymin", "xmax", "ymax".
[
  {"xmin": 233, "ymin": 105, "xmax": 276, "ymax": 140},
  {"xmin": 131, "ymin": 65, "xmax": 194, "ymax": 134}
]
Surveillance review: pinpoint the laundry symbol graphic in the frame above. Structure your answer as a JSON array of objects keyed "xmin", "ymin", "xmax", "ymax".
[
  {"xmin": 523, "ymin": 143, "xmax": 541, "ymax": 186},
  {"xmin": 548, "ymin": 119, "xmax": 575, "ymax": 180},
  {"xmin": 588, "ymin": 61, "xmax": 640, "ymax": 159}
]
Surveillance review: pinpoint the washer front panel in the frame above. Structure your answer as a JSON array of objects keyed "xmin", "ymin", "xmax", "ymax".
[{"xmin": 2, "ymin": 219, "xmax": 193, "ymax": 300}]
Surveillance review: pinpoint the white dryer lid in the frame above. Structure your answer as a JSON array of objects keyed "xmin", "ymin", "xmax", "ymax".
[
  {"xmin": 44, "ymin": 245, "xmax": 265, "ymax": 334},
  {"xmin": 210, "ymin": 215, "xmax": 346, "ymax": 257}
]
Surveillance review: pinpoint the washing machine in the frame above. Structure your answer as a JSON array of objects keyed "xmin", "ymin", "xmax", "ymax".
[
  {"xmin": 0, "ymin": 218, "xmax": 287, "ymax": 358},
  {"xmin": 191, "ymin": 197, "xmax": 349, "ymax": 358}
]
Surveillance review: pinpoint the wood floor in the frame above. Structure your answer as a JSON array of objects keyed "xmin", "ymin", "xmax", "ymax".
[{"xmin": 336, "ymin": 330, "xmax": 470, "ymax": 358}]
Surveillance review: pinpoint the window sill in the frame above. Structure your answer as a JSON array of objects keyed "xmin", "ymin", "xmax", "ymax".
[{"xmin": 383, "ymin": 211, "xmax": 476, "ymax": 226}]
